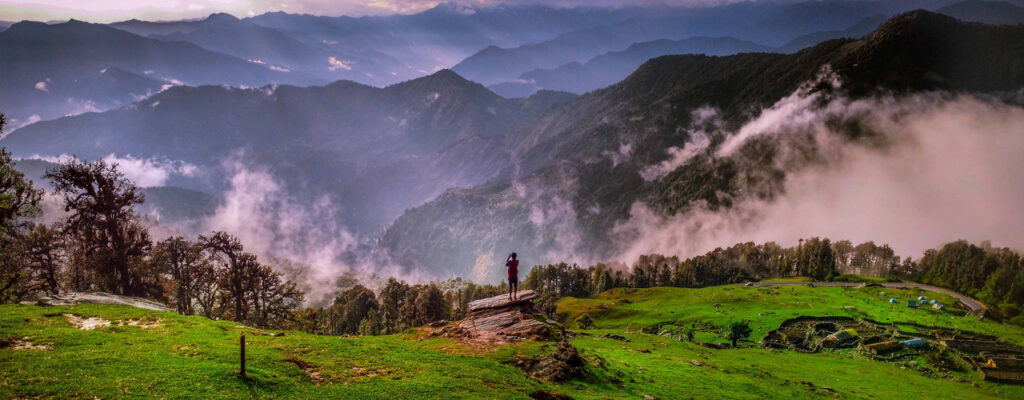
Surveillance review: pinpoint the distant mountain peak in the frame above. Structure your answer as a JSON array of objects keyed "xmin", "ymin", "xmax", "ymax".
[
  {"xmin": 426, "ymin": 68, "xmax": 465, "ymax": 80},
  {"xmin": 404, "ymin": 69, "xmax": 477, "ymax": 89},
  {"xmin": 4, "ymin": 20, "xmax": 48, "ymax": 34},
  {"xmin": 875, "ymin": 9, "xmax": 960, "ymax": 31},
  {"xmin": 205, "ymin": 12, "xmax": 241, "ymax": 23}
]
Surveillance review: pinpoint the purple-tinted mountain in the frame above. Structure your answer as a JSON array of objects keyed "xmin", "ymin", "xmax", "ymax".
[
  {"xmin": 384, "ymin": 11, "xmax": 1024, "ymax": 281},
  {"xmin": 0, "ymin": 19, "xmax": 299, "ymax": 125},
  {"xmin": 503, "ymin": 36, "xmax": 773, "ymax": 97},
  {"xmin": 1, "ymin": 70, "xmax": 577, "ymax": 232},
  {"xmin": 937, "ymin": 0, "xmax": 1024, "ymax": 24},
  {"xmin": 452, "ymin": 0, "xmax": 953, "ymax": 85}
]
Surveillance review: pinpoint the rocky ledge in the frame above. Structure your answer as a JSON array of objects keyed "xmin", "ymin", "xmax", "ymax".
[
  {"xmin": 21, "ymin": 292, "xmax": 172, "ymax": 312},
  {"xmin": 431, "ymin": 290, "xmax": 553, "ymax": 342}
]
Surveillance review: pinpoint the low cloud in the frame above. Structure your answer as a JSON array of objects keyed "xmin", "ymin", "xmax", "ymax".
[
  {"xmin": 513, "ymin": 177, "xmax": 592, "ymax": 269},
  {"xmin": 62, "ymin": 98, "xmax": 101, "ymax": 117},
  {"xmin": 34, "ymin": 81, "xmax": 49, "ymax": 92},
  {"xmin": 614, "ymin": 88, "xmax": 1024, "ymax": 263},
  {"xmin": 24, "ymin": 153, "xmax": 198, "ymax": 187},
  {"xmin": 203, "ymin": 156, "xmax": 427, "ymax": 304},
  {"xmin": 640, "ymin": 106, "xmax": 718, "ymax": 180},
  {"xmin": 602, "ymin": 142, "xmax": 633, "ymax": 167},
  {"xmin": 7, "ymin": 114, "xmax": 42, "ymax": 131},
  {"xmin": 640, "ymin": 133, "xmax": 709, "ymax": 181}
]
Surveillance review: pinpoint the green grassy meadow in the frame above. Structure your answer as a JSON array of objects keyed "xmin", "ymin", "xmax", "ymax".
[{"xmin": 3, "ymin": 284, "xmax": 1024, "ymax": 399}]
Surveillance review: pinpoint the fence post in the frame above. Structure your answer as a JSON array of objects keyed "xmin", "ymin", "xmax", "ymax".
[{"xmin": 240, "ymin": 332, "xmax": 246, "ymax": 378}]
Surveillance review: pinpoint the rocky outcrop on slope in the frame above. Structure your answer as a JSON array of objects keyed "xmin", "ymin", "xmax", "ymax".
[
  {"xmin": 460, "ymin": 290, "xmax": 551, "ymax": 340},
  {"xmin": 431, "ymin": 290, "xmax": 554, "ymax": 343},
  {"xmin": 21, "ymin": 292, "xmax": 172, "ymax": 312}
]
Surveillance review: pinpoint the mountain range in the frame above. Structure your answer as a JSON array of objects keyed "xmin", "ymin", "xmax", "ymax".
[
  {"xmin": 2, "ymin": 71, "xmax": 577, "ymax": 233},
  {"xmin": 5, "ymin": 0, "xmax": 1019, "ymax": 126},
  {"xmin": 497, "ymin": 36, "xmax": 774, "ymax": 97},
  {"xmin": 3, "ymin": 2, "xmax": 1024, "ymax": 282},
  {"xmin": 0, "ymin": 19, "xmax": 298, "ymax": 126},
  {"xmin": 450, "ymin": 0, "xmax": 972, "ymax": 87}
]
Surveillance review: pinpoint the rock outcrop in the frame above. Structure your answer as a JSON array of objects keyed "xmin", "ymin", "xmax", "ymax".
[
  {"xmin": 514, "ymin": 338, "xmax": 586, "ymax": 382},
  {"xmin": 431, "ymin": 290, "xmax": 553, "ymax": 343},
  {"xmin": 459, "ymin": 290, "xmax": 551, "ymax": 340},
  {"xmin": 21, "ymin": 292, "xmax": 172, "ymax": 312}
]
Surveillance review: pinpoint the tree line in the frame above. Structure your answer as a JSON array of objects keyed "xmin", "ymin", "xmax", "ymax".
[
  {"xmin": 522, "ymin": 238, "xmax": 1024, "ymax": 322},
  {"xmin": 290, "ymin": 277, "xmax": 509, "ymax": 336}
]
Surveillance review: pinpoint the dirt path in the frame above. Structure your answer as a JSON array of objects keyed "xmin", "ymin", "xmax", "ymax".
[{"xmin": 749, "ymin": 281, "xmax": 987, "ymax": 312}]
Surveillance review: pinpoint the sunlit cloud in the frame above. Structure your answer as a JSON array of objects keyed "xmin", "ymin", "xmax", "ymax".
[{"xmin": 327, "ymin": 56, "xmax": 353, "ymax": 71}]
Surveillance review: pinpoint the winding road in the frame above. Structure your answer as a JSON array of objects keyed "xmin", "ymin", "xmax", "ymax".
[{"xmin": 748, "ymin": 281, "xmax": 987, "ymax": 312}]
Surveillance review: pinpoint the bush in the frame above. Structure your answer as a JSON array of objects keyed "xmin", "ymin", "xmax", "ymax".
[
  {"xmin": 575, "ymin": 314, "xmax": 595, "ymax": 329},
  {"xmin": 1001, "ymin": 304, "xmax": 1020, "ymax": 319}
]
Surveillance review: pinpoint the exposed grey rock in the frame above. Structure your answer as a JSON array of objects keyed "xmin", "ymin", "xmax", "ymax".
[
  {"xmin": 468, "ymin": 290, "xmax": 538, "ymax": 312},
  {"xmin": 23, "ymin": 292, "xmax": 172, "ymax": 312},
  {"xmin": 443, "ymin": 290, "xmax": 554, "ymax": 341}
]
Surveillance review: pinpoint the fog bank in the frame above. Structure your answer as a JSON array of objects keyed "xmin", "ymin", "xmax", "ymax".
[{"xmin": 615, "ymin": 91, "xmax": 1024, "ymax": 263}]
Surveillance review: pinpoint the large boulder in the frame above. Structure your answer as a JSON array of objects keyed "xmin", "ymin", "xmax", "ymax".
[
  {"xmin": 440, "ymin": 290, "xmax": 553, "ymax": 341},
  {"xmin": 467, "ymin": 290, "xmax": 538, "ymax": 312}
]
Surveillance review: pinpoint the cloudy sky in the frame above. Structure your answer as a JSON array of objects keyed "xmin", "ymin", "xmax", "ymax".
[{"xmin": 0, "ymin": 0, "xmax": 739, "ymax": 22}]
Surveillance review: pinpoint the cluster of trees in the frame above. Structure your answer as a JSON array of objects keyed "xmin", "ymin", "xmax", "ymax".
[
  {"xmin": 0, "ymin": 115, "xmax": 302, "ymax": 327},
  {"xmin": 291, "ymin": 278, "xmax": 508, "ymax": 336},
  {"xmin": 522, "ymin": 237, "xmax": 859, "ymax": 311},
  {"xmin": 916, "ymin": 240, "xmax": 1024, "ymax": 321},
  {"xmin": 151, "ymin": 233, "xmax": 304, "ymax": 327}
]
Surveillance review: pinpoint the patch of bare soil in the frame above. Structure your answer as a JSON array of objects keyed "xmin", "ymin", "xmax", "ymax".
[
  {"xmin": 0, "ymin": 336, "xmax": 52, "ymax": 350},
  {"xmin": 60, "ymin": 314, "xmax": 161, "ymax": 330},
  {"xmin": 63, "ymin": 314, "xmax": 111, "ymax": 330},
  {"xmin": 350, "ymin": 366, "xmax": 389, "ymax": 379},
  {"xmin": 175, "ymin": 345, "xmax": 200, "ymax": 357},
  {"xmin": 286, "ymin": 358, "xmax": 327, "ymax": 385},
  {"xmin": 119, "ymin": 318, "xmax": 161, "ymax": 328}
]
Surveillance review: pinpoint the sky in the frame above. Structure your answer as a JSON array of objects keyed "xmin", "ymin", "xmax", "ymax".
[{"xmin": 0, "ymin": 0, "xmax": 740, "ymax": 23}]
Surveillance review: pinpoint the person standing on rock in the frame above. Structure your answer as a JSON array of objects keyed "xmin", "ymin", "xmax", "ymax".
[{"xmin": 507, "ymin": 252, "xmax": 520, "ymax": 301}]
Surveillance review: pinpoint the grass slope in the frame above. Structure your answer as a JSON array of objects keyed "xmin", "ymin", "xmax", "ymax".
[
  {"xmin": 0, "ymin": 304, "xmax": 548, "ymax": 399},
  {"xmin": 3, "ymin": 284, "xmax": 1024, "ymax": 399},
  {"xmin": 558, "ymin": 285, "xmax": 1024, "ymax": 399}
]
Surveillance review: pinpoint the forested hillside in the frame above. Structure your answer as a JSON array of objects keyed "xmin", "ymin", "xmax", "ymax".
[{"xmin": 383, "ymin": 11, "xmax": 1024, "ymax": 282}]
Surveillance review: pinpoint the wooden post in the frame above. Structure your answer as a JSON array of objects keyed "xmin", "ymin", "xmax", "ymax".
[{"xmin": 240, "ymin": 332, "xmax": 246, "ymax": 378}]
